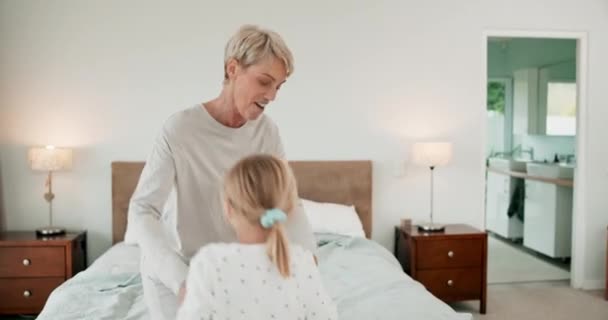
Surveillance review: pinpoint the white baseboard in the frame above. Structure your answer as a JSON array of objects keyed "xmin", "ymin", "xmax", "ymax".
[{"xmin": 581, "ymin": 279, "xmax": 605, "ymax": 290}]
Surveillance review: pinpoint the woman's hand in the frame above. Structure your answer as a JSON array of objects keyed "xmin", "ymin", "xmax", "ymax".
[{"xmin": 177, "ymin": 281, "xmax": 187, "ymax": 306}]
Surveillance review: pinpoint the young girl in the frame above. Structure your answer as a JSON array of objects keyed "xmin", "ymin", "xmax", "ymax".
[{"xmin": 176, "ymin": 154, "xmax": 338, "ymax": 320}]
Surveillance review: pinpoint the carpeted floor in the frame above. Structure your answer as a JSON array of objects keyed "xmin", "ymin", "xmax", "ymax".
[
  {"xmin": 452, "ymin": 281, "xmax": 608, "ymax": 320},
  {"xmin": 488, "ymin": 235, "xmax": 570, "ymax": 284}
]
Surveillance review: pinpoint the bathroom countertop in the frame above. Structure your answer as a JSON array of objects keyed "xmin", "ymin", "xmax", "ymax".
[{"xmin": 487, "ymin": 167, "xmax": 574, "ymax": 188}]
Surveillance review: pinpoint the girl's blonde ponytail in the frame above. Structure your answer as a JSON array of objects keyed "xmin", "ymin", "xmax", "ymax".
[
  {"xmin": 223, "ymin": 154, "xmax": 298, "ymax": 278},
  {"xmin": 267, "ymin": 224, "xmax": 290, "ymax": 277}
]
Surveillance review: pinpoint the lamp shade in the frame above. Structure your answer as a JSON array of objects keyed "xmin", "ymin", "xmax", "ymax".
[
  {"xmin": 28, "ymin": 146, "xmax": 73, "ymax": 171},
  {"xmin": 412, "ymin": 142, "xmax": 453, "ymax": 167}
]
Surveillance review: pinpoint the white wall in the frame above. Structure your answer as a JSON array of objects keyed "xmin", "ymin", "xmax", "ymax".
[{"xmin": 1, "ymin": 0, "xmax": 607, "ymax": 288}]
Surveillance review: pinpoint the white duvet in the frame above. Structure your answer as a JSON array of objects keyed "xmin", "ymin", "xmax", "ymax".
[{"xmin": 38, "ymin": 238, "xmax": 472, "ymax": 320}]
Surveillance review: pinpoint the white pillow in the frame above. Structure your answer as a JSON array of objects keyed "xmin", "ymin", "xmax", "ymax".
[{"xmin": 301, "ymin": 198, "xmax": 366, "ymax": 238}]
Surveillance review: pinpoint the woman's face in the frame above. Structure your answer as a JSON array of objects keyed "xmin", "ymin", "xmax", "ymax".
[{"xmin": 227, "ymin": 57, "xmax": 288, "ymax": 121}]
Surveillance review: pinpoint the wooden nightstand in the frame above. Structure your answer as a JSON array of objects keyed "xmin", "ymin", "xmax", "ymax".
[
  {"xmin": 394, "ymin": 224, "xmax": 487, "ymax": 314},
  {"xmin": 0, "ymin": 231, "xmax": 87, "ymax": 315}
]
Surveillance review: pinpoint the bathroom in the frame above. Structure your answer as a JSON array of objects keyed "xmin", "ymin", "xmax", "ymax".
[{"xmin": 485, "ymin": 37, "xmax": 577, "ymax": 284}]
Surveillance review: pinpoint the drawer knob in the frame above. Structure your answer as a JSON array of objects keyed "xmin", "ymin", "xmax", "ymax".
[
  {"xmin": 447, "ymin": 251, "xmax": 454, "ymax": 258},
  {"xmin": 22, "ymin": 259, "xmax": 31, "ymax": 266},
  {"xmin": 23, "ymin": 290, "xmax": 31, "ymax": 298},
  {"xmin": 447, "ymin": 280, "xmax": 454, "ymax": 287}
]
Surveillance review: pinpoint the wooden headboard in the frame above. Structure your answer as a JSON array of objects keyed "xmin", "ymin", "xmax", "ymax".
[{"xmin": 111, "ymin": 160, "xmax": 372, "ymax": 244}]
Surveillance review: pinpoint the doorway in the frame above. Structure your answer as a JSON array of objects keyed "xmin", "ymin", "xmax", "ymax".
[{"xmin": 482, "ymin": 31, "xmax": 588, "ymax": 288}]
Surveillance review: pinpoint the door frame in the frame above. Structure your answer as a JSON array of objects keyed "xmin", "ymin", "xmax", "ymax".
[{"xmin": 481, "ymin": 30, "xmax": 588, "ymax": 288}]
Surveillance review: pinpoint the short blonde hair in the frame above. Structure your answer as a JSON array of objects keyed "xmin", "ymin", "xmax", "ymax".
[
  {"xmin": 223, "ymin": 154, "xmax": 298, "ymax": 278},
  {"xmin": 224, "ymin": 25, "xmax": 294, "ymax": 80}
]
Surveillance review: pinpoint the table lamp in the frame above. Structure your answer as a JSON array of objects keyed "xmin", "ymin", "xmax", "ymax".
[
  {"xmin": 412, "ymin": 142, "xmax": 453, "ymax": 232},
  {"xmin": 28, "ymin": 145, "xmax": 72, "ymax": 236}
]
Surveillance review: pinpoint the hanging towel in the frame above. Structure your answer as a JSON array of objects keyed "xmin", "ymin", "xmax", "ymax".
[{"xmin": 507, "ymin": 179, "xmax": 525, "ymax": 222}]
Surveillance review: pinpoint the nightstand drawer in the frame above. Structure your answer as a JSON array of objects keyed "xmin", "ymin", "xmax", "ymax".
[
  {"xmin": 416, "ymin": 239, "xmax": 482, "ymax": 269},
  {"xmin": 0, "ymin": 277, "xmax": 64, "ymax": 311},
  {"xmin": 417, "ymin": 268, "xmax": 482, "ymax": 300},
  {"xmin": 394, "ymin": 225, "xmax": 487, "ymax": 314},
  {"xmin": 0, "ymin": 247, "xmax": 66, "ymax": 277}
]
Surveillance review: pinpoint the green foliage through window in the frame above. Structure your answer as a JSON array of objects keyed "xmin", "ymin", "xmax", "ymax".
[{"xmin": 487, "ymin": 82, "xmax": 506, "ymax": 114}]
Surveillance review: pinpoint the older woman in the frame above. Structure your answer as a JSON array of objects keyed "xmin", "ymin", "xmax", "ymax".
[{"xmin": 128, "ymin": 25, "xmax": 316, "ymax": 320}]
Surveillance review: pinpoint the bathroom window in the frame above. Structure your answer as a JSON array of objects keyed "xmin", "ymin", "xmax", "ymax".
[
  {"xmin": 546, "ymin": 82, "xmax": 577, "ymax": 136},
  {"xmin": 487, "ymin": 78, "xmax": 513, "ymax": 156}
]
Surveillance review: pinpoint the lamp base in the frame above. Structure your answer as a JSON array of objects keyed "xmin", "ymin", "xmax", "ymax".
[
  {"xmin": 36, "ymin": 226, "xmax": 66, "ymax": 237},
  {"xmin": 417, "ymin": 223, "xmax": 445, "ymax": 232}
]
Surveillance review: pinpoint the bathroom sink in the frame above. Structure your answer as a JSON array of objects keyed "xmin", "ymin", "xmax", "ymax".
[
  {"xmin": 526, "ymin": 162, "xmax": 575, "ymax": 179},
  {"xmin": 488, "ymin": 157, "xmax": 528, "ymax": 172}
]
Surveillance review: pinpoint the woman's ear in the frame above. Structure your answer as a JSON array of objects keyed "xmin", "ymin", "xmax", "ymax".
[{"xmin": 225, "ymin": 58, "xmax": 239, "ymax": 81}]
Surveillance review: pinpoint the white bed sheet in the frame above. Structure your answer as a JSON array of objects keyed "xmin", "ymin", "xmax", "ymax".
[
  {"xmin": 37, "ymin": 242, "xmax": 148, "ymax": 320},
  {"xmin": 87, "ymin": 242, "xmax": 141, "ymax": 275},
  {"xmin": 38, "ymin": 238, "xmax": 471, "ymax": 320}
]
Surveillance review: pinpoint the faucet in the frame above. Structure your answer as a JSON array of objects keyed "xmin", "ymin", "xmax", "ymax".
[
  {"xmin": 565, "ymin": 154, "xmax": 576, "ymax": 164},
  {"xmin": 510, "ymin": 144, "xmax": 534, "ymax": 160},
  {"xmin": 489, "ymin": 144, "xmax": 534, "ymax": 160},
  {"xmin": 519, "ymin": 147, "xmax": 534, "ymax": 160},
  {"xmin": 490, "ymin": 150, "xmax": 510, "ymax": 158}
]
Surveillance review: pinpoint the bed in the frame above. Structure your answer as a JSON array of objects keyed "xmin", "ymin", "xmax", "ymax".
[{"xmin": 37, "ymin": 161, "xmax": 472, "ymax": 320}]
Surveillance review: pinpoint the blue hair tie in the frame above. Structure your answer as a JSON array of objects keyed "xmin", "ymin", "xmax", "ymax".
[{"xmin": 260, "ymin": 208, "xmax": 287, "ymax": 229}]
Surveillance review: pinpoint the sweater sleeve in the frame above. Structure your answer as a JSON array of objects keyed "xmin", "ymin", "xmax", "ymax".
[{"xmin": 128, "ymin": 121, "xmax": 188, "ymax": 294}]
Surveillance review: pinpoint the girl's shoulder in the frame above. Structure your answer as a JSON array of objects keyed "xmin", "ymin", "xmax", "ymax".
[{"xmin": 190, "ymin": 243, "xmax": 266, "ymax": 266}]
